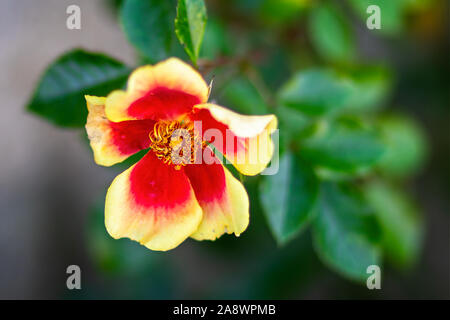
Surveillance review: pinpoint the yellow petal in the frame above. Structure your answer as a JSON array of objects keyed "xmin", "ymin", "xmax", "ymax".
[
  {"xmin": 193, "ymin": 103, "xmax": 278, "ymax": 176},
  {"xmin": 85, "ymin": 95, "xmax": 154, "ymax": 166}
]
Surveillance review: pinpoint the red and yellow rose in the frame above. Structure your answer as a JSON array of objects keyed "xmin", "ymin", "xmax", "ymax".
[{"xmin": 85, "ymin": 58, "xmax": 277, "ymax": 251}]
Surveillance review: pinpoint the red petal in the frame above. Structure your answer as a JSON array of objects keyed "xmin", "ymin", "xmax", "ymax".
[
  {"xmin": 192, "ymin": 103, "xmax": 277, "ymax": 176},
  {"xmin": 105, "ymin": 58, "xmax": 209, "ymax": 122},
  {"xmin": 105, "ymin": 151, "xmax": 202, "ymax": 251},
  {"xmin": 184, "ymin": 148, "xmax": 249, "ymax": 240},
  {"xmin": 127, "ymin": 87, "xmax": 201, "ymax": 121},
  {"xmin": 110, "ymin": 119, "xmax": 154, "ymax": 155},
  {"xmin": 129, "ymin": 152, "xmax": 192, "ymax": 208}
]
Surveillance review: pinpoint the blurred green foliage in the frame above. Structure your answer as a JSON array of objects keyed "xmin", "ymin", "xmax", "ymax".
[
  {"xmin": 300, "ymin": 118, "xmax": 385, "ymax": 172},
  {"xmin": 376, "ymin": 115, "xmax": 427, "ymax": 178},
  {"xmin": 364, "ymin": 180, "xmax": 423, "ymax": 268},
  {"xmin": 279, "ymin": 69, "xmax": 355, "ymax": 116},
  {"xmin": 27, "ymin": 0, "xmax": 437, "ymax": 296},
  {"xmin": 308, "ymin": 3, "xmax": 355, "ymax": 63}
]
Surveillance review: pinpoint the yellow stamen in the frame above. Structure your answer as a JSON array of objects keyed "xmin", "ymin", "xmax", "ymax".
[{"xmin": 149, "ymin": 120, "xmax": 205, "ymax": 169}]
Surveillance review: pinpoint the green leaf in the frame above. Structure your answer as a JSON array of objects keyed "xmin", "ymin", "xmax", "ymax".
[
  {"xmin": 308, "ymin": 3, "xmax": 355, "ymax": 63},
  {"xmin": 376, "ymin": 115, "xmax": 427, "ymax": 178},
  {"xmin": 220, "ymin": 75, "xmax": 269, "ymax": 115},
  {"xmin": 365, "ymin": 181, "xmax": 423, "ymax": 268},
  {"xmin": 312, "ymin": 182, "xmax": 381, "ymax": 281},
  {"xmin": 275, "ymin": 105, "xmax": 312, "ymax": 138},
  {"xmin": 279, "ymin": 66, "xmax": 392, "ymax": 117},
  {"xmin": 259, "ymin": 152, "xmax": 319, "ymax": 245},
  {"xmin": 27, "ymin": 49, "xmax": 130, "ymax": 127},
  {"xmin": 278, "ymin": 69, "xmax": 354, "ymax": 116},
  {"xmin": 343, "ymin": 66, "xmax": 392, "ymax": 113},
  {"xmin": 175, "ymin": 0, "xmax": 207, "ymax": 65},
  {"xmin": 121, "ymin": 0, "xmax": 174, "ymax": 63},
  {"xmin": 348, "ymin": 0, "xmax": 406, "ymax": 36},
  {"xmin": 301, "ymin": 119, "xmax": 386, "ymax": 172}
]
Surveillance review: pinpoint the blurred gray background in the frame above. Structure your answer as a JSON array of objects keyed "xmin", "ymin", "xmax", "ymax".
[{"xmin": 0, "ymin": 0, "xmax": 135, "ymax": 299}]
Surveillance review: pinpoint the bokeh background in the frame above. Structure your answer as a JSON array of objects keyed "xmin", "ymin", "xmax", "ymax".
[{"xmin": 0, "ymin": 0, "xmax": 448, "ymax": 299}]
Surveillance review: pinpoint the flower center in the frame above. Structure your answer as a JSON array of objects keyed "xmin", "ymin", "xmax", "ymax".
[{"xmin": 149, "ymin": 120, "xmax": 205, "ymax": 169}]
